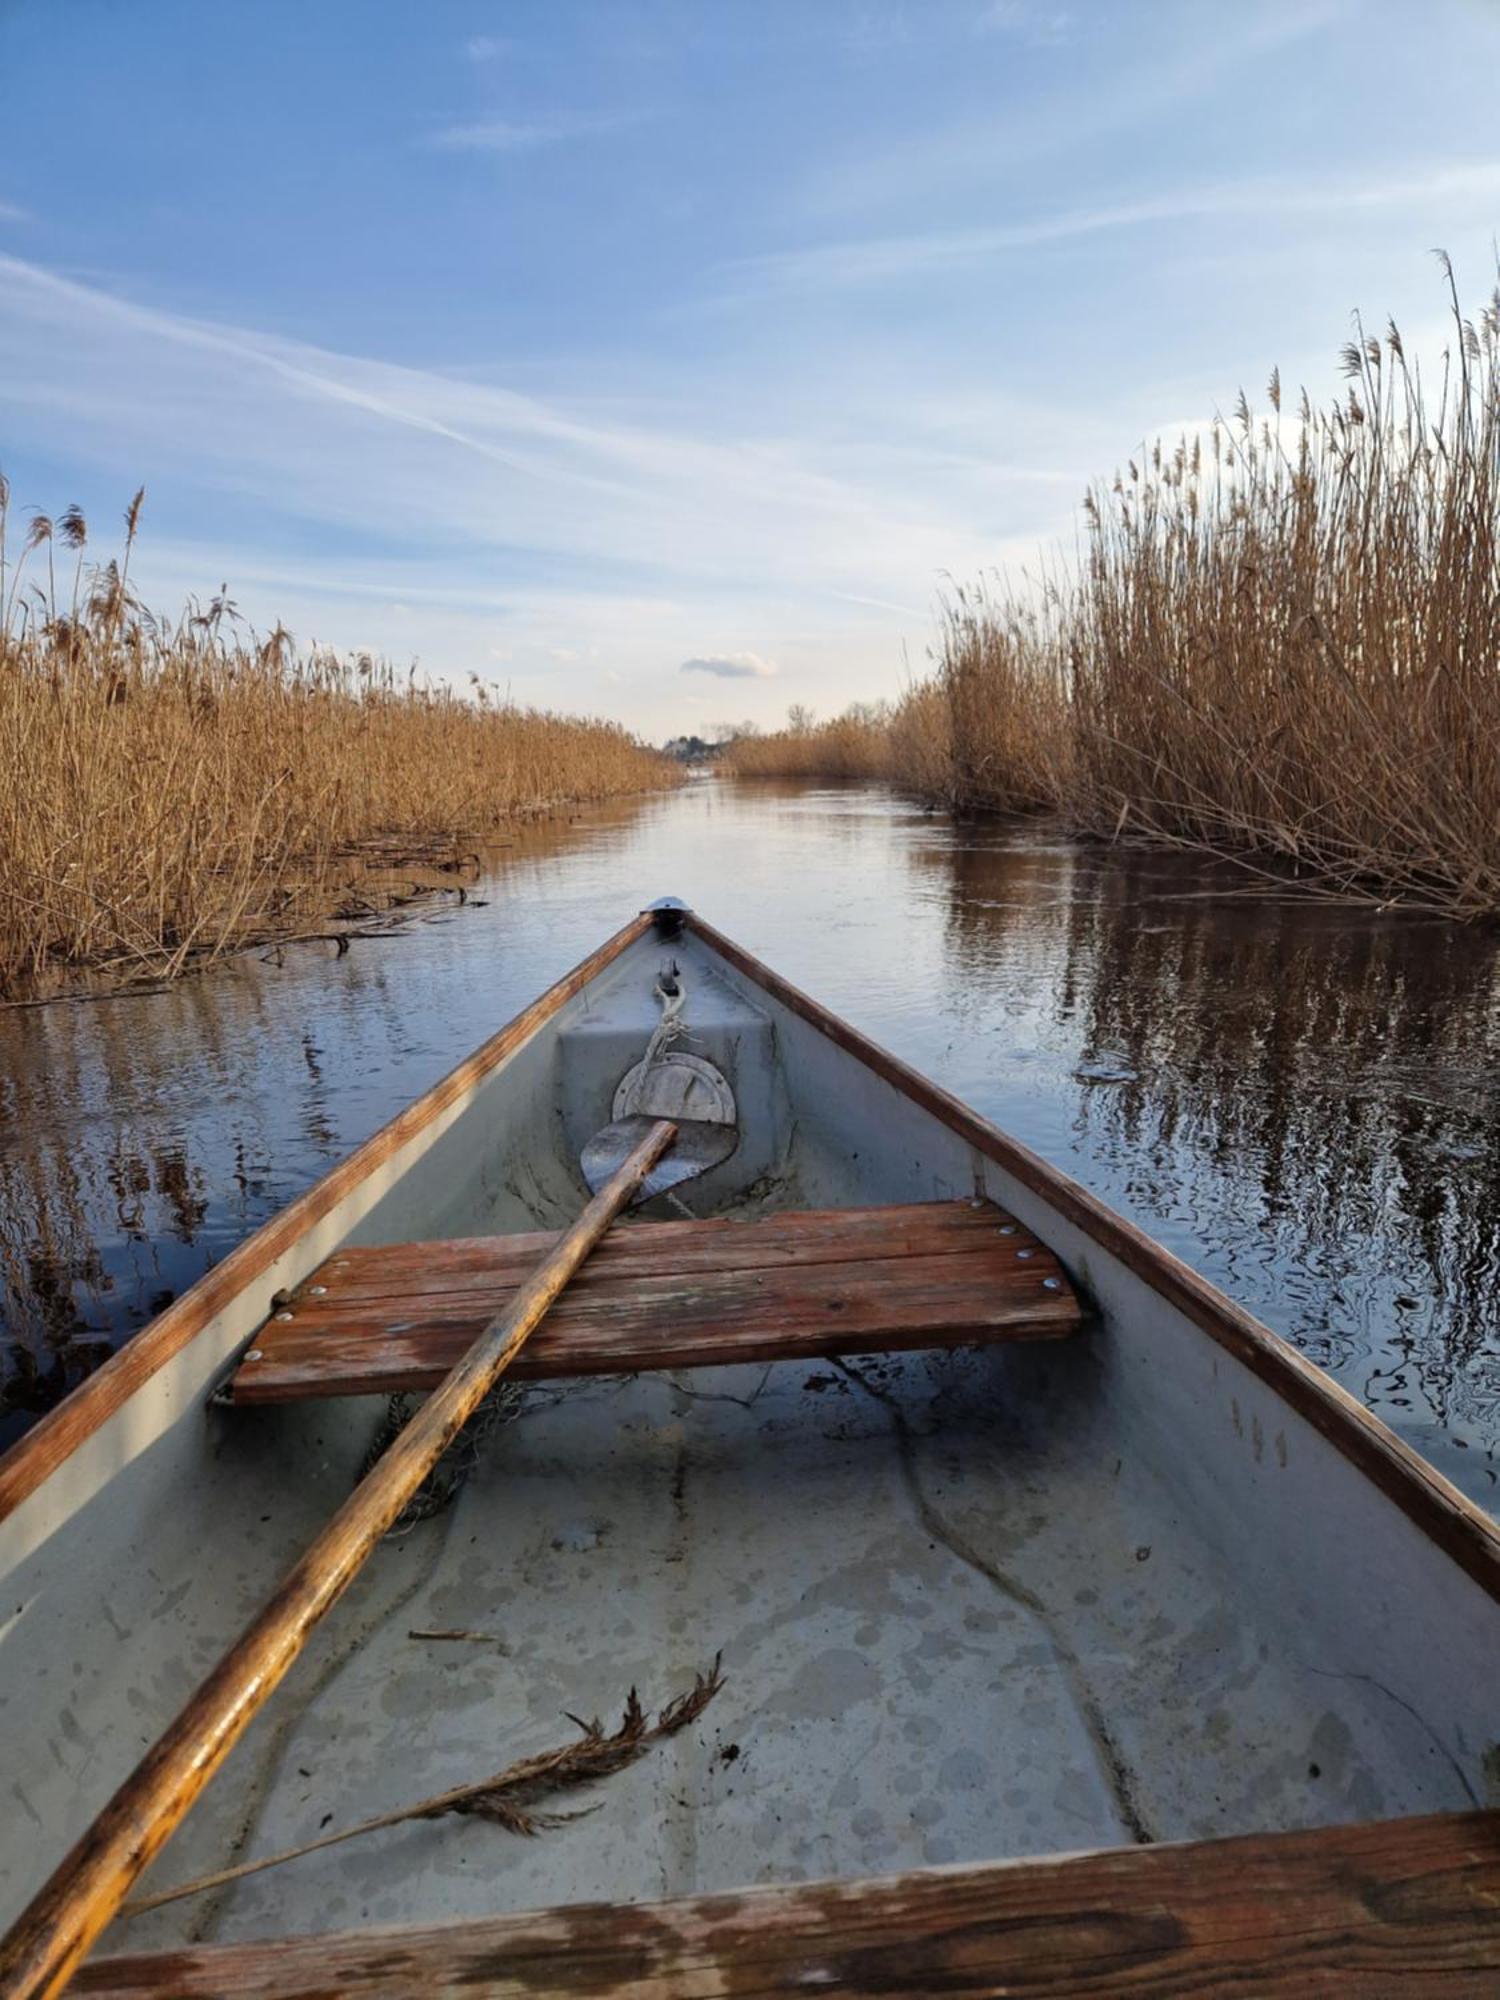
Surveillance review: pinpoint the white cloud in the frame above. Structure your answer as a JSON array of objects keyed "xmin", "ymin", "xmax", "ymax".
[
  {"xmin": 464, "ymin": 34, "xmax": 506, "ymax": 62},
  {"xmin": 429, "ymin": 112, "xmax": 635, "ymax": 153},
  {"xmin": 0, "ymin": 242, "xmax": 1244, "ymax": 736},
  {"xmin": 846, "ymin": 7, "xmax": 914, "ymax": 55},
  {"xmin": 0, "ymin": 199, "xmax": 29, "ymax": 223},
  {"xmin": 0, "ymin": 248, "xmax": 1017, "ymax": 608},
  {"xmin": 830, "ymin": 589, "xmax": 932, "ymax": 619},
  {"xmin": 680, "ymin": 653, "xmax": 779, "ymax": 680},
  {"xmin": 802, "ymin": 5, "xmax": 1355, "ymax": 223},
  {"xmin": 722, "ymin": 159, "xmax": 1500, "ymax": 295},
  {"xmin": 978, "ymin": 3, "xmax": 1074, "ymax": 47}
]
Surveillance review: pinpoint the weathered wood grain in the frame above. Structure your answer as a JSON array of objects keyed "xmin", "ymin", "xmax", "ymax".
[
  {"xmin": 306, "ymin": 1201, "xmax": 1011, "ymax": 1299},
  {"xmin": 0, "ymin": 914, "xmax": 654, "ymax": 1526},
  {"xmin": 228, "ymin": 1202, "xmax": 1081, "ymax": 1402},
  {"xmin": 75, "ymin": 1807, "xmax": 1500, "ymax": 1996},
  {"xmin": 0, "ymin": 1122, "xmax": 678, "ymax": 2000}
]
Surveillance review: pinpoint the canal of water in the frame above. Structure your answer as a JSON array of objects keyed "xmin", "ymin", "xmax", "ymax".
[{"xmin": 3, "ymin": 778, "xmax": 1497, "ymax": 1510}]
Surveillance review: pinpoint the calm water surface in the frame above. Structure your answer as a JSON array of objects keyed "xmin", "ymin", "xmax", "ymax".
[{"xmin": 3, "ymin": 779, "xmax": 1499, "ymax": 1511}]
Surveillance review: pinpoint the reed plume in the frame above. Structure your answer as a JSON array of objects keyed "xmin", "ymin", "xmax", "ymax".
[{"xmin": 121, "ymin": 1658, "xmax": 725, "ymax": 1918}]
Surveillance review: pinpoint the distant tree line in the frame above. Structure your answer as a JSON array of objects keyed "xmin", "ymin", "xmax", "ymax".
[{"xmin": 661, "ymin": 719, "xmax": 762, "ymax": 762}]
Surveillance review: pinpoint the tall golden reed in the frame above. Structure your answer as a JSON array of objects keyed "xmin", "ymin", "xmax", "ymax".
[
  {"xmin": 0, "ymin": 490, "xmax": 678, "ymax": 996},
  {"xmin": 1066, "ymin": 258, "xmax": 1500, "ymax": 912},
  {"xmin": 729, "ymin": 263, "xmax": 1500, "ymax": 916},
  {"xmin": 722, "ymin": 702, "xmax": 894, "ymax": 781}
]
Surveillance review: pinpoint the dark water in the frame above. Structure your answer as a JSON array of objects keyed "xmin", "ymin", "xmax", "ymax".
[{"xmin": 3, "ymin": 779, "xmax": 1499, "ymax": 1510}]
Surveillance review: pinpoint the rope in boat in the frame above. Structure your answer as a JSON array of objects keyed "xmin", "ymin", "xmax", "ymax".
[
  {"xmin": 361, "ymin": 1381, "xmax": 523, "ymax": 1534},
  {"xmin": 616, "ymin": 965, "xmax": 691, "ymax": 1116},
  {"xmin": 621, "ymin": 967, "xmax": 702, "ymax": 1220}
]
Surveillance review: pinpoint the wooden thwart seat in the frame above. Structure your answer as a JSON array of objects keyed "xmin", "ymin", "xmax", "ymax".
[
  {"xmin": 77, "ymin": 1807, "xmax": 1500, "ymax": 1996},
  {"xmin": 228, "ymin": 1200, "xmax": 1081, "ymax": 1403}
]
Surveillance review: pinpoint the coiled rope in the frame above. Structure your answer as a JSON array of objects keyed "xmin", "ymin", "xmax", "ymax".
[
  {"xmin": 361, "ymin": 1380, "xmax": 524, "ymax": 1534},
  {"xmin": 617, "ymin": 966, "xmax": 690, "ymax": 1116}
]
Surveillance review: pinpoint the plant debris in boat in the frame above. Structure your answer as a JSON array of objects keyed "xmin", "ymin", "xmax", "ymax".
[
  {"xmin": 122, "ymin": 1657, "xmax": 726, "ymax": 1918},
  {"xmin": 407, "ymin": 1627, "xmax": 510, "ymax": 1647},
  {"xmin": 361, "ymin": 1380, "xmax": 524, "ymax": 1529}
]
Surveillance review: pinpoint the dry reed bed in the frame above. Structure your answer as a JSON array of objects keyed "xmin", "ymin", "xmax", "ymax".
[
  {"xmin": 723, "ymin": 704, "xmax": 895, "ymax": 783},
  {"xmin": 729, "ymin": 265, "xmax": 1500, "ymax": 917},
  {"xmin": 0, "ymin": 490, "xmax": 679, "ymax": 997}
]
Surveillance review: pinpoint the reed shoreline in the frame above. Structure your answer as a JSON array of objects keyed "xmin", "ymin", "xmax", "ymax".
[
  {"xmin": 728, "ymin": 265, "xmax": 1500, "ymax": 921},
  {"xmin": 0, "ymin": 489, "xmax": 682, "ymax": 1002}
]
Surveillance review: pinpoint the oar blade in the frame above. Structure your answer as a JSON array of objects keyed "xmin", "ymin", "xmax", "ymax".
[{"xmin": 581, "ymin": 1113, "xmax": 737, "ymax": 1200}]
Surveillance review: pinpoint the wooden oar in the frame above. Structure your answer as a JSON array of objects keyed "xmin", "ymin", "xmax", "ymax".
[{"xmin": 0, "ymin": 1117, "xmax": 678, "ymax": 2000}]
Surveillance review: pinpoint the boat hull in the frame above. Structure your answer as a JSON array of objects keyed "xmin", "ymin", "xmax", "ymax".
[{"xmin": 1, "ymin": 909, "xmax": 1497, "ymax": 1957}]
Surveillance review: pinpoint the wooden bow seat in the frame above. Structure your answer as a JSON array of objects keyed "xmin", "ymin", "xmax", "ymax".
[{"xmin": 227, "ymin": 1200, "xmax": 1082, "ymax": 1403}]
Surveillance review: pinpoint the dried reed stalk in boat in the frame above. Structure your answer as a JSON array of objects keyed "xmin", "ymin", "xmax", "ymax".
[{"xmin": 121, "ymin": 1658, "xmax": 724, "ymax": 1919}]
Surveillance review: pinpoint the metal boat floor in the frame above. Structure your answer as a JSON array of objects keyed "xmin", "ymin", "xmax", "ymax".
[{"xmin": 114, "ymin": 1341, "xmax": 1477, "ymax": 1954}]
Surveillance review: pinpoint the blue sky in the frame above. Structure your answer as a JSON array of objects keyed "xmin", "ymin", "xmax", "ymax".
[{"xmin": 3, "ymin": 0, "xmax": 1500, "ymax": 738}]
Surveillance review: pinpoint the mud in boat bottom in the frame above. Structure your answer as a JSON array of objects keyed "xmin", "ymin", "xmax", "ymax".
[{"xmin": 114, "ymin": 1334, "xmax": 1463, "ymax": 1954}]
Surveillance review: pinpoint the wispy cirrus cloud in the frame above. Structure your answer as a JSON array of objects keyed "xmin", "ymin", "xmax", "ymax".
[
  {"xmin": 844, "ymin": 7, "xmax": 915, "ymax": 56},
  {"xmin": 977, "ymin": 2, "xmax": 1075, "ymax": 47},
  {"xmin": 0, "ymin": 198, "xmax": 30, "ymax": 223},
  {"xmin": 429, "ymin": 110, "xmax": 638, "ymax": 153},
  {"xmin": 464, "ymin": 34, "xmax": 507, "ymax": 63},
  {"xmin": 680, "ymin": 653, "xmax": 779, "ymax": 680},
  {"xmin": 0, "ymin": 248, "xmax": 1043, "ymax": 732},
  {"xmin": 719, "ymin": 159, "xmax": 1500, "ymax": 294},
  {"xmin": 803, "ymin": 4, "xmax": 1353, "ymax": 223},
  {"xmin": 0, "ymin": 249, "xmax": 1011, "ymax": 593}
]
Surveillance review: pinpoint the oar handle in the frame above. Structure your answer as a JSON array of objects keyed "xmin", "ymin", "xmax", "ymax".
[{"xmin": 0, "ymin": 1119, "xmax": 678, "ymax": 2000}]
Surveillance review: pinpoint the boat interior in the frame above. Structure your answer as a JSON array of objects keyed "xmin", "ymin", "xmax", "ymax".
[{"xmin": 4, "ymin": 910, "xmax": 1500, "ymax": 1992}]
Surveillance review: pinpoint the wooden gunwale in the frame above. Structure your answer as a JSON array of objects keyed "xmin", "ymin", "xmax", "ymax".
[
  {"xmin": 689, "ymin": 914, "xmax": 1500, "ymax": 1607},
  {"xmin": 0, "ymin": 914, "xmax": 654, "ymax": 1527}
]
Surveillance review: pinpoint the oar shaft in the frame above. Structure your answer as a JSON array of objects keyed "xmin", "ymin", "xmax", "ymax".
[{"xmin": 0, "ymin": 1118, "xmax": 678, "ymax": 2000}]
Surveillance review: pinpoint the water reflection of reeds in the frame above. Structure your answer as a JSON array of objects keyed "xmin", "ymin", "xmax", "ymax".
[
  {"xmin": 0, "ymin": 1118, "xmax": 214, "ymax": 1441},
  {"xmin": 0, "ymin": 794, "xmax": 674, "ymax": 1449},
  {"xmin": 924, "ymin": 835, "xmax": 1500, "ymax": 1486},
  {"xmin": 0, "ymin": 950, "xmax": 348, "ymax": 1445}
]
